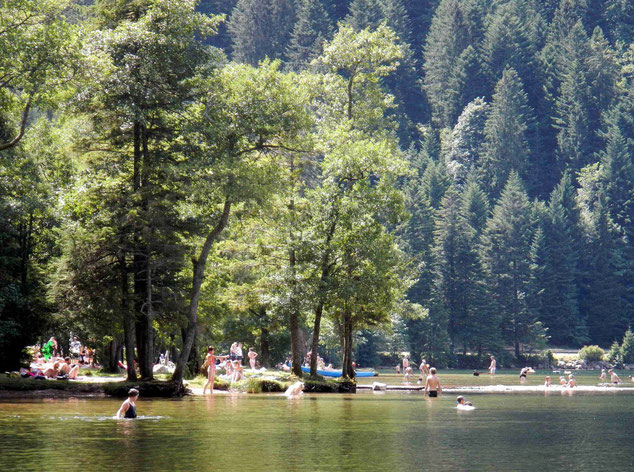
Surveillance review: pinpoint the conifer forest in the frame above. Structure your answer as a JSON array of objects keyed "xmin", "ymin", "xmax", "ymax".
[{"xmin": 2, "ymin": 0, "xmax": 634, "ymax": 380}]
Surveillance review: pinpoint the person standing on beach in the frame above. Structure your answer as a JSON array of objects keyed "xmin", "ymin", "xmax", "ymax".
[
  {"xmin": 424, "ymin": 367, "xmax": 442, "ymax": 397},
  {"xmin": 488, "ymin": 356, "xmax": 496, "ymax": 376},
  {"xmin": 248, "ymin": 347, "xmax": 258, "ymax": 370},
  {"xmin": 402, "ymin": 355, "xmax": 409, "ymax": 373},
  {"xmin": 203, "ymin": 346, "xmax": 228, "ymax": 395}
]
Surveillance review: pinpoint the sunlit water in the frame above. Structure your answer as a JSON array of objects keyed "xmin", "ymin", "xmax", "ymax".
[{"xmin": 1, "ymin": 390, "xmax": 633, "ymax": 471}]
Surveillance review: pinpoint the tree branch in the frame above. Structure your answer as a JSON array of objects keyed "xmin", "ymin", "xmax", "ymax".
[{"xmin": 0, "ymin": 91, "xmax": 35, "ymax": 151}]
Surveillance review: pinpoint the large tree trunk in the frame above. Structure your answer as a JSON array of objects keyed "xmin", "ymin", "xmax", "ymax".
[
  {"xmin": 341, "ymin": 308, "xmax": 355, "ymax": 379},
  {"xmin": 120, "ymin": 252, "xmax": 137, "ymax": 381},
  {"xmin": 172, "ymin": 199, "xmax": 231, "ymax": 384},
  {"xmin": 310, "ymin": 211, "xmax": 337, "ymax": 376},
  {"xmin": 260, "ymin": 325, "xmax": 271, "ymax": 368},
  {"xmin": 102, "ymin": 339, "xmax": 120, "ymax": 373}
]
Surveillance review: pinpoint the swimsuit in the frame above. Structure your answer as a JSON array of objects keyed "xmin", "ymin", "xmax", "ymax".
[
  {"xmin": 428, "ymin": 391, "xmax": 438, "ymax": 398},
  {"xmin": 124, "ymin": 403, "xmax": 137, "ymax": 419}
]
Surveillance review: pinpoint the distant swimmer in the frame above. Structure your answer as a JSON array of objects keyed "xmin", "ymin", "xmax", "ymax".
[
  {"xmin": 599, "ymin": 369, "xmax": 606, "ymax": 381},
  {"xmin": 559, "ymin": 376, "xmax": 567, "ymax": 386},
  {"xmin": 425, "ymin": 367, "xmax": 442, "ymax": 397},
  {"xmin": 284, "ymin": 381, "xmax": 304, "ymax": 397},
  {"xmin": 567, "ymin": 374, "xmax": 576, "ymax": 388},
  {"xmin": 116, "ymin": 388, "xmax": 139, "ymax": 419},
  {"xmin": 544, "ymin": 376, "xmax": 551, "ymax": 387},
  {"xmin": 488, "ymin": 356, "xmax": 496, "ymax": 376},
  {"xmin": 519, "ymin": 367, "xmax": 534, "ymax": 383},
  {"xmin": 404, "ymin": 366, "xmax": 413, "ymax": 383},
  {"xmin": 456, "ymin": 396, "xmax": 474, "ymax": 409},
  {"xmin": 608, "ymin": 369, "xmax": 621, "ymax": 384}
]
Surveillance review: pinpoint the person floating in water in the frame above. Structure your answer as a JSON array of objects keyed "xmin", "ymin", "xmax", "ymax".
[
  {"xmin": 456, "ymin": 396, "xmax": 473, "ymax": 407},
  {"xmin": 424, "ymin": 367, "xmax": 442, "ymax": 397},
  {"xmin": 116, "ymin": 388, "xmax": 139, "ymax": 419}
]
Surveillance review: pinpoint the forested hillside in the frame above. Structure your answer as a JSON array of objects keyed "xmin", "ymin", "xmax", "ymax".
[{"xmin": 1, "ymin": 0, "xmax": 633, "ymax": 375}]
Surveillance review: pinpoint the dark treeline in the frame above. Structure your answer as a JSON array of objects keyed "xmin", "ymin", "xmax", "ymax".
[{"xmin": 1, "ymin": 0, "xmax": 633, "ymax": 378}]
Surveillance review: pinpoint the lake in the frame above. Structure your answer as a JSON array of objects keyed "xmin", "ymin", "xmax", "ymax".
[{"xmin": 1, "ymin": 390, "xmax": 633, "ymax": 471}]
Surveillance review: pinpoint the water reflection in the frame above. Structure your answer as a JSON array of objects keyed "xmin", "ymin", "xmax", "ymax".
[{"xmin": 1, "ymin": 393, "xmax": 634, "ymax": 471}]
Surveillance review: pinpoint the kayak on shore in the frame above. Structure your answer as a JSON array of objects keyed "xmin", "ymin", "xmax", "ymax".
[{"xmin": 300, "ymin": 366, "xmax": 376, "ymax": 378}]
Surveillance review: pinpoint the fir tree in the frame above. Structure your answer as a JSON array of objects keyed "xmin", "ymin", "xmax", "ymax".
[
  {"xmin": 286, "ymin": 0, "xmax": 333, "ymax": 71},
  {"xmin": 536, "ymin": 172, "xmax": 587, "ymax": 345},
  {"xmin": 422, "ymin": 0, "xmax": 470, "ymax": 127},
  {"xmin": 553, "ymin": 58, "xmax": 592, "ymax": 174},
  {"xmin": 580, "ymin": 195, "xmax": 628, "ymax": 345},
  {"xmin": 480, "ymin": 68, "xmax": 534, "ymax": 197},
  {"xmin": 481, "ymin": 0, "xmax": 543, "ymax": 101},
  {"xmin": 481, "ymin": 172, "xmax": 542, "ymax": 357},
  {"xmin": 345, "ymin": 0, "xmax": 383, "ymax": 30},
  {"xmin": 228, "ymin": 0, "xmax": 295, "ymax": 65}
]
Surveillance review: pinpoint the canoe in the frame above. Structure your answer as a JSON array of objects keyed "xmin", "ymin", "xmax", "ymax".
[{"xmin": 300, "ymin": 366, "xmax": 376, "ymax": 377}]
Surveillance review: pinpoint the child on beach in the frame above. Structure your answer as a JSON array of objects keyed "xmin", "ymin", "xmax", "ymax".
[
  {"xmin": 559, "ymin": 376, "xmax": 567, "ymax": 386},
  {"xmin": 544, "ymin": 376, "xmax": 551, "ymax": 387},
  {"xmin": 116, "ymin": 389, "xmax": 139, "ymax": 419}
]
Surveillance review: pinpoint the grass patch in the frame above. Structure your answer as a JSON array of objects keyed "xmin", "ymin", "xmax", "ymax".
[{"xmin": 303, "ymin": 377, "xmax": 356, "ymax": 393}]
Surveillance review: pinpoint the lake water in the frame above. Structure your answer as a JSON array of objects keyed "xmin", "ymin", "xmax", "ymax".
[{"xmin": 1, "ymin": 391, "xmax": 633, "ymax": 471}]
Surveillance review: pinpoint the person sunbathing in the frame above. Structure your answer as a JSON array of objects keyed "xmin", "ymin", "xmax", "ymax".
[{"xmin": 59, "ymin": 357, "xmax": 80, "ymax": 379}]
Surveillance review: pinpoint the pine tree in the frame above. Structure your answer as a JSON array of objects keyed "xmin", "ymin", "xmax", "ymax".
[
  {"xmin": 380, "ymin": 0, "xmax": 428, "ymax": 142},
  {"xmin": 228, "ymin": 0, "xmax": 295, "ymax": 65},
  {"xmin": 599, "ymin": 112, "xmax": 634, "ymax": 323},
  {"xmin": 580, "ymin": 195, "xmax": 628, "ymax": 345},
  {"xmin": 422, "ymin": 0, "xmax": 470, "ymax": 127},
  {"xmin": 603, "ymin": 0, "xmax": 634, "ymax": 43},
  {"xmin": 553, "ymin": 58, "xmax": 592, "ymax": 174},
  {"xmin": 421, "ymin": 159, "xmax": 452, "ymax": 210},
  {"xmin": 323, "ymin": 0, "xmax": 353, "ymax": 23},
  {"xmin": 536, "ymin": 172, "xmax": 587, "ymax": 345},
  {"xmin": 345, "ymin": 0, "xmax": 383, "ymax": 30},
  {"xmin": 453, "ymin": 44, "xmax": 488, "ymax": 104},
  {"xmin": 481, "ymin": 0, "xmax": 543, "ymax": 101},
  {"xmin": 481, "ymin": 172, "xmax": 542, "ymax": 357},
  {"xmin": 286, "ymin": 0, "xmax": 333, "ymax": 71},
  {"xmin": 480, "ymin": 68, "xmax": 534, "ymax": 197}
]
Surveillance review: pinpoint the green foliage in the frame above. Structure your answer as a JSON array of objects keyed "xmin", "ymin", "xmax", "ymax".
[
  {"xmin": 578, "ymin": 345, "xmax": 605, "ymax": 362},
  {"xmin": 621, "ymin": 329, "xmax": 634, "ymax": 364}
]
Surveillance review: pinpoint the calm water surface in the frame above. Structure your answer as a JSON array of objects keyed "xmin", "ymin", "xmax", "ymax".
[{"xmin": 1, "ymin": 392, "xmax": 633, "ymax": 471}]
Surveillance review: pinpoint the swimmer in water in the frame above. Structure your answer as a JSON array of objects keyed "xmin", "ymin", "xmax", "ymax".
[
  {"xmin": 116, "ymin": 388, "xmax": 139, "ymax": 419},
  {"xmin": 285, "ymin": 381, "xmax": 304, "ymax": 397},
  {"xmin": 424, "ymin": 367, "xmax": 442, "ymax": 397},
  {"xmin": 608, "ymin": 369, "xmax": 621, "ymax": 384},
  {"xmin": 567, "ymin": 374, "xmax": 576, "ymax": 388},
  {"xmin": 599, "ymin": 369, "xmax": 606, "ymax": 381},
  {"xmin": 544, "ymin": 376, "xmax": 551, "ymax": 387},
  {"xmin": 456, "ymin": 395, "xmax": 473, "ymax": 407}
]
